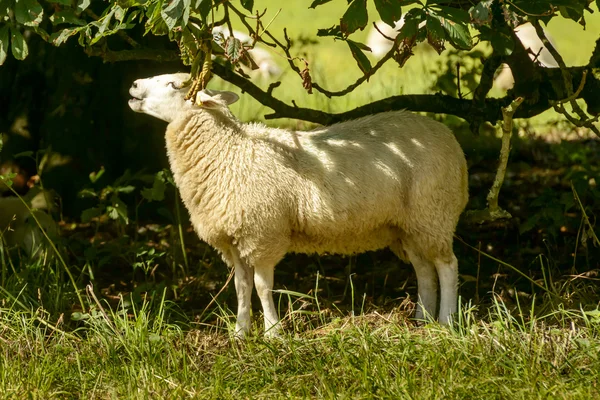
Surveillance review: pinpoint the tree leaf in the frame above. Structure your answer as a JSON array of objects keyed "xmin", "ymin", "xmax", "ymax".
[
  {"xmin": 46, "ymin": 0, "xmax": 71, "ymax": 4},
  {"xmin": 317, "ymin": 25, "xmax": 342, "ymax": 38},
  {"xmin": 226, "ymin": 36, "xmax": 243, "ymax": 63},
  {"xmin": 50, "ymin": 27, "xmax": 83, "ymax": 46},
  {"xmin": 425, "ymin": 12, "xmax": 445, "ymax": 41},
  {"xmin": 15, "ymin": 0, "xmax": 44, "ymax": 26},
  {"xmin": 76, "ymin": 0, "xmax": 91, "ymax": 13},
  {"xmin": 240, "ymin": 0, "xmax": 253, "ymax": 12},
  {"xmin": 434, "ymin": 7, "xmax": 472, "ymax": 50},
  {"xmin": 194, "ymin": 0, "xmax": 211, "ymax": 22},
  {"xmin": 0, "ymin": 25, "xmax": 8, "ymax": 65},
  {"xmin": 488, "ymin": 28, "xmax": 514, "ymax": 56},
  {"xmin": 0, "ymin": 0, "xmax": 14, "ymax": 18},
  {"xmin": 161, "ymin": 0, "xmax": 184, "ymax": 30},
  {"xmin": 347, "ymin": 39, "xmax": 371, "ymax": 74},
  {"xmin": 373, "ymin": 0, "xmax": 402, "ymax": 28},
  {"xmin": 51, "ymin": 10, "xmax": 87, "ymax": 26},
  {"xmin": 340, "ymin": 0, "xmax": 368, "ymax": 37},
  {"xmin": 10, "ymin": 27, "xmax": 28, "ymax": 60},
  {"xmin": 469, "ymin": 0, "xmax": 493, "ymax": 26},
  {"xmin": 182, "ymin": 0, "xmax": 190, "ymax": 26},
  {"xmin": 310, "ymin": 0, "xmax": 333, "ymax": 8},
  {"xmin": 510, "ymin": 0, "xmax": 586, "ymax": 22},
  {"xmin": 397, "ymin": 7, "xmax": 422, "ymax": 39}
]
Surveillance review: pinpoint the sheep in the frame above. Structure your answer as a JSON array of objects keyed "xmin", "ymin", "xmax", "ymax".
[
  {"xmin": 211, "ymin": 26, "xmax": 282, "ymax": 79},
  {"xmin": 366, "ymin": 19, "xmax": 557, "ymax": 91},
  {"xmin": 128, "ymin": 73, "xmax": 469, "ymax": 337},
  {"xmin": 0, "ymin": 190, "xmax": 58, "ymax": 258},
  {"xmin": 366, "ymin": 18, "xmax": 433, "ymax": 57},
  {"xmin": 494, "ymin": 23, "xmax": 559, "ymax": 91}
]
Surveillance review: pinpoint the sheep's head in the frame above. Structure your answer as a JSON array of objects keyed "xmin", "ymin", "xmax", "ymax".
[{"xmin": 129, "ymin": 73, "xmax": 239, "ymax": 122}]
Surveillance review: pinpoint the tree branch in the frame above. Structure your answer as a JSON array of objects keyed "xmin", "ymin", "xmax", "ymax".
[{"xmin": 85, "ymin": 46, "xmax": 599, "ymax": 128}]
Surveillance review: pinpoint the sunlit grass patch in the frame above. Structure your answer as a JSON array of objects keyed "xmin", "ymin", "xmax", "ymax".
[{"xmin": 1, "ymin": 288, "xmax": 600, "ymax": 398}]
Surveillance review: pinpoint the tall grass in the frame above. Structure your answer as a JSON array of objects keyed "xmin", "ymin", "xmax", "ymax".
[{"xmin": 1, "ymin": 288, "xmax": 599, "ymax": 399}]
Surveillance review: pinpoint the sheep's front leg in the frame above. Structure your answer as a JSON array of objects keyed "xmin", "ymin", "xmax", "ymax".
[
  {"xmin": 254, "ymin": 264, "xmax": 281, "ymax": 337},
  {"xmin": 231, "ymin": 249, "xmax": 254, "ymax": 337}
]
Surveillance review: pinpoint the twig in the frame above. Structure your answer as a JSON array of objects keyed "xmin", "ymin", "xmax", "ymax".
[
  {"xmin": 487, "ymin": 96, "xmax": 524, "ymax": 213},
  {"xmin": 197, "ymin": 268, "xmax": 235, "ymax": 323},
  {"xmin": 532, "ymin": 20, "xmax": 600, "ymax": 137}
]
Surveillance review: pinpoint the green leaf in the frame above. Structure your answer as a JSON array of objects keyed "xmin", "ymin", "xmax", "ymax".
[
  {"xmin": 162, "ymin": 0, "xmax": 184, "ymax": 30},
  {"xmin": 71, "ymin": 312, "xmax": 90, "ymax": 321},
  {"xmin": 116, "ymin": 185, "xmax": 136, "ymax": 194},
  {"xmin": 487, "ymin": 27, "xmax": 514, "ymax": 56},
  {"xmin": 0, "ymin": 172, "xmax": 16, "ymax": 187},
  {"xmin": 397, "ymin": 7, "xmax": 422, "ymax": 39},
  {"xmin": 434, "ymin": 7, "xmax": 472, "ymax": 50},
  {"xmin": 310, "ymin": 0, "xmax": 332, "ymax": 8},
  {"xmin": 108, "ymin": 197, "xmax": 129, "ymax": 224},
  {"xmin": 317, "ymin": 25, "xmax": 342, "ymax": 38},
  {"xmin": 226, "ymin": 36, "xmax": 243, "ymax": 63},
  {"xmin": 340, "ymin": 0, "xmax": 368, "ymax": 37},
  {"xmin": 10, "ymin": 27, "xmax": 28, "ymax": 60},
  {"xmin": 97, "ymin": 8, "xmax": 115, "ymax": 36},
  {"xmin": 141, "ymin": 173, "xmax": 167, "ymax": 201},
  {"xmin": 373, "ymin": 0, "xmax": 403, "ymax": 28},
  {"xmin": 194, "ymin": 0, "xmax": 211, "ymax": 22},
  {"xmin": 47, "ymin": 0, "xmax": 71, "ymax": 4},
  {"xmin": 240, "ymin": 0, "xmax": 253, "ymax": 12},
  {"xmin": 347, "ymin": 39, "xmax": 371, "ymax": 74},
  {"xmin": 510, "ymin": 0, "xmax": 586, "ymax": 22},
  {"xmin": 0, "ymin": 25, "xmax": 8, "ymax": 65},
  {"xmin": 50, "ymin": 10, "xmax": 87, "ymax": 26},
  {"xmin": 76, "ymin": 0, "xmax": 91, "ymax": 12},
  {"xmin": 50, "ymin": 27, "xmax": 83, "ymax": 46},
  {"xmin": 89, "ymin": 167, "xmax": 105, "ymax": 183},
  {"xmin": 81, "ymin": 207, "xmax": 103, "ymax": 222},
  {"xmin": 0, "ymin": 0, "xmax": 14, "ymax": 17},
  {"xmin": 15, "ymin": 0, "xmax": 44, "ymax": 26},
  {"xmin": 425, "ymin": 12, "xmax": 444, "ymax": 40},
  {"xmin": 469, "ymin": 0, "xmax": 493, "ymax": 26}
]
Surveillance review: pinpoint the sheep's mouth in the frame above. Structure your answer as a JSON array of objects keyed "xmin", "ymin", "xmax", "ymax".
[{"xmin": 128, "ymin": 96, "xmax": 144, "ymax": 111}]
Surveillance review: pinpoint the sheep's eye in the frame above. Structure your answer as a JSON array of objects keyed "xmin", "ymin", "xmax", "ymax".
[{"xmin": 167, "ymin": 81, "xmax": 178, "ymax": 89}]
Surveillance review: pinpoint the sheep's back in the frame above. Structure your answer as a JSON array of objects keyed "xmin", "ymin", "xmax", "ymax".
[{"xmin": 284, "ymin": 111, "xmax": 467, "ymax": 254}]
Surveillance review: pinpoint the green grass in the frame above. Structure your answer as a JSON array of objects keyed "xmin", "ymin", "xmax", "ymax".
[
  {"xmin": 1, "ymin": 293, "xmax": 600, "ymax": 399},
  {"xmin": 1, "ymin": 3, "xmax": 600, "ymax": 398}
]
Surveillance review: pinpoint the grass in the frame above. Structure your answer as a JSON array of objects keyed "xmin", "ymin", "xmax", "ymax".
[
  {"xmin": 1, "ymin": 290, "xmax": 600, "ymax": 399},
  {"xmin": 1, "ymin": 2, "xmax": 600, "ymax": 398}
]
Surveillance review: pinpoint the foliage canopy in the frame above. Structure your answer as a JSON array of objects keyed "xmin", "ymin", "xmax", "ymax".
[{"xmin": 1, "ymin": 0, "xmax": 600, "ymax": 132}]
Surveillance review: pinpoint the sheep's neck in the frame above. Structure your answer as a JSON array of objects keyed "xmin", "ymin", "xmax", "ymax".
[{"xmin": 165, "ymin": 110, "xmax": 245, "ymax": 222}]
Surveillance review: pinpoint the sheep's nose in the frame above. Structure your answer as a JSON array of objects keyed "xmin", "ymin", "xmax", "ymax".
[{"xmin": 132, "ymin": 80, "xmax": 138, "ymax": 88}]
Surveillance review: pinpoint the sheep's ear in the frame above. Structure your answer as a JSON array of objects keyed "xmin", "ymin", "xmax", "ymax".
[
  {"xmin": 216, "ymin": 91, "xmax": 239, "ymax": 105},
  {"xmin": 197, "ymin": 90, "xmax": 239, "ymax": 108}
]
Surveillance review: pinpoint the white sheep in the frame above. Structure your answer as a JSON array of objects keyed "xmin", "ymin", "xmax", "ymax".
[
  {"xmin": 366, "ymin": 18, "xmax": 433, "ymax": 57},
  {"xmin": 366, "ymin": 19, "xmax": 557, "ymax": 91},
  {"xmin": 494, "ymin": 23, "xmax": 559, "ymax": 91},
  {"xmin": 211, "ymin": 26, "xmax": 282, "ymax": 79},
  {"xmin": 128, "ymin": 73, "xmax": 469, "ymax": 337}
]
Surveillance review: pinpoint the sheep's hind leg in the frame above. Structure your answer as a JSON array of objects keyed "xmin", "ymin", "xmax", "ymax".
[
  {"xmin": 254, "ymin": 263, "xmax": 281, "ymax": 338},
  {"xmin": 393, "ymin": 244, "xmax": 438, "ymax": 322},
  {"xmin": 230, "ymin": 248, "xmax": 254, "ymax": 337},
  {"xmin": 435, "ymin": 253, "xmax": 458, "ymax": 325}
]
